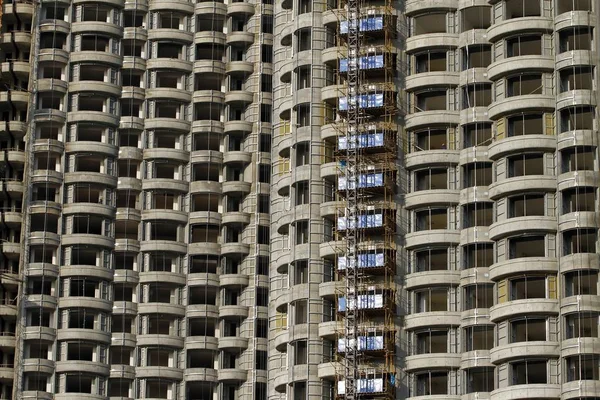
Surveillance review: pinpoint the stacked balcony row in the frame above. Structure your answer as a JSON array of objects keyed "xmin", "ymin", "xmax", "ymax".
[{"xmin": 24, "ymin": 0, "xmax": 273, "ymax": 400}]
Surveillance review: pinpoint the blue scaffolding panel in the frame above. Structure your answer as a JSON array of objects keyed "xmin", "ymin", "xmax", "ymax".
[
  {"xmin": 337, "ymin": 213, "xmax": 383, "ymax": 230},
  {"xmin": 338, "ymin": 172, "xmax": 384, "ymax": 190},
  {"xmin": 338, "ymin": 132, "xmax": 384, "ymax": 150},
  {"xmin": 340, "ymin": 55, "xmax": 385, "ymax": 72},
  {"xmin": 338, "ymin": 252, "xmax": 385, "ymax": 270},
  {"xmin": 339, "ymin": 93, "xmax": 385, "ymax": 111},
  {"xmin": 340, "ymin": 16, "xmax": 384, "ymax": 34}
]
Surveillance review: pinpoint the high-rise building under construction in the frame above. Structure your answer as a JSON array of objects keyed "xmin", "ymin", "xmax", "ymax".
[{"xmin": 0, "ymin": 0, "xmax": 598, "ymax": 399}]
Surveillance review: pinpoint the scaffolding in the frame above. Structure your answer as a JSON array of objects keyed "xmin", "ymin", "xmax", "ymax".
[{"xmin": 333, "ymin": 0, "xmax": 397, "ymax": 399}]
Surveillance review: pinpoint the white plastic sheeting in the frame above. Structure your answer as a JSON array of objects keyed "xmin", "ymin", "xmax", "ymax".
[
  {"xmin": 338, "ymin": 294, "xmax": 384, "ymax": 312},
  {"xmin": 339, "ymin": 93, "xmax": 384, "ymax": 111},
  {"xmin": 338, "ymin": 378, "xmax": 384, "ymax": 394},
  {"xmin": 340, "ymin": 16, "xmax": 384, "ymax": 33},
  {"xmin": 340, "ymin": 55, "xmax": 385, "ymax": 72},
  {"xmin": 338, "ymin": 173, "xmax": 384, "ymax": 190},
  {"xmin": 338, "ymin": 336, "xmax": 385, "ymax": 352},
  {"xmin": 338, "ymin": 253, "xmax": 385, "ymax": 270},
  {"xmin": 337, "ymin": 213, "xmax": 383, "ymax": 230},
  {"xmin": 338, "ymin": 132, "xmax": 384, "ymax": 150}
]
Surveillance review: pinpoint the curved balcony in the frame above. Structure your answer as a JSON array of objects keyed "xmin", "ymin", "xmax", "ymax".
[
  {"xmin": 487, "ymin": 55, "xmax": 554, "ymax": 81},
  {"xmin": 221, "ymin": 181, "xmax": 251, "ymax": 195},
  {"xmin": 139, "ymin": 239, "xmax": 187, "ymax": 254},
  {"xmin": 147, "ymin": 29, "xmax": 193, "ymax": 43},
  {"xmin": 68, "ymin": 110, "xmax": 120, "ymax": 126},
  {"xmin": 405, "ymin": 189, "xmax": 459, "ymax": 210},
  {"xmin": 71, "ymin": 21, "xmax": 123, "ymax": 37},
  {"xmin": 146, "ymin": 87, "xmax": 191, "ymax": 103},
  {"xmin": 405, "ymin": 110, "xmax": 460, "ymax": 130},
  {"xmin": 184, "ymin": 367, "xmax": 218, "ymax": 383},
  {"xmin": 488, "ymin": 216, "xmax": 556, "ymax": 241},
  {"xmin": 56, "ymin": 328, "xmax": 111, "ymax": 344},
  {"xmin": 489, "ymin": 258, "xmax": 557, "ymax": 281},
  {"xmin": 560, "ymin": 294, "xmax": 600, "ymax": 315},
  {"xmin": 61, "ymin": 233, "xmax": 114, "ymax": 249},
  {"xmin": 195, "ymin": 60, "xmax": 226, "ymax": 75},
  {"xmin": 141, "ymin": 178, "xmax": 189, "ymax": 193},
  {"xmin": 217, "ymin": 336, "xmax": 248, "ymax": 351},
  {"xmin": 146, "ymin": 58, "xmax": 192, "ymax": 73},
  {"xmin": 405, "ymin": 230, "xmax": 460, "ymax": 249},
  {"xmin": 60, "ymin": 265, "xmax": 113, "ymax": 281},
  {"xmin": 562, "ymin": 380, "xmax": 600, "ymax": 400},
  {"xmin": 136, "ymin": 366, "xmax": 183, "ymax": 381},
  {"xmin": 145, "ymin": 118, "xmax": 191, "ymax": 133},
  {"xmin": 557, "ymin": 170, "xmax": 597, "ymax": 192},
  {"xmin": 404, "ymin": 311, "xmax": 461, "ymax": 331},
  {"xmin": 556, "ymin": 89, "xmax": 596, "ymax": 111},
  {"xmin": 406, "ymin": 33, "xmax": 458, "ymax": 53},
  {"xmin": 560, "ymin": 253, "xmax": 600, "ymax": 273},
  {"xmin": 487, "ymin": 135, "xmax": 556, "ymax": 160},
  {"xmin": 406, "ymin": 0, "xmax": 456, "ymax": 14},
  {"xmin": 55, "ymin": 360, "xmax": 110, "ymax": 376},
  {"xmin": 490, "ymin": 341, "xmax": 559, "ymax": 365},
  {"xmin": 488, "ymin": 95, "xmax": 555, "ymax": 120},
  {"xmin": 70, "ymin": 51, "xmax": 122, "ymax": 67},
  {"xmin": 489, "ymin": 176, "xmax": 556, "ymax": 200},
  {"xmin": 486, "ymin": 17, "xmax": 553, "ymax": 43},
  {"xmin": 406, "ymin": 150, "xmax": 460, "ymax": 169},
  {"xmin": 490, "ymin": 384, "xmax": 560, "ymax": 400},
  {"xmin": 219, "ymin": 305, "xmax": 249, "ymax": 319},
  {"xmin": 226, "ymin": 31, "xmax": 254, "ymax": 45},
  {"xmin": 143, "ymin": 148, "xmax": 189, "ymax": 163},
  {"xmin": 137, "ymin": 302, "xmax": 185, "ymax": 317},
  {"xmin": 405, "ymin": 271, "xmax": 460, "ymax": 290},
  {"xmin": 556, "ymin": 49, "xmax": 594, "ymax": 71},
  {"xmin": 405, "ymin": 353, "xmax": 461, "ymax": 372},
  {"xmin": 407, "ymin": 71, "xmax": 459, "ymax": 91},
  {"xmin": 194, "ymin": 31, "xmax": 226, "ymax": 47},
  {"xmin": 148, "ymin": 0, "xmax": 194, "ymax": 13},
  {"xmin": 489, "ymin": 299, "xmax": 558, "ymax": 322}
]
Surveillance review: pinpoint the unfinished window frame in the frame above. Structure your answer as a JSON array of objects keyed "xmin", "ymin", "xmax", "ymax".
[
  {"xmin": 464, "ymin": 325, "xmax": 494, "ymax": 351},
  {"xmin": 414, "ymin": 50, "xmax": 447, "ymax": 74},
  {"xmin": 564, "ymin": 269, "xmax": 598, "ymax": 296},
  {"xmin": 506, "ymin": 34, "xmax": 542, "ymax": 57},
  {"xmin": 560, "ymin": 105, "xmax": 595, "ymax": 132},
  {"xmin": 504, "ymin": 0, "xmax": 541, "ymax": 19},
  {"xmin": 463, "ymin": 122, "xmax": 492, "ymax": 147},
  {"xmin": 413, "ymin": 247, "xmax": 449, "ymax": 272},
  {"xmin": 414, "ymin": 329, "xmax": 449, "ymax": 354},
  {"xmin": 462, "ymin": 202, "xmax": 494, "ymax": 228},
  {"xmin": 510, "ymin": 359, "xmax": 548, "ymax": 385},
  {"xmin": 463, "ymin": 284, "xmax": 494, "ymax": 310},
  {"xmin": 415, "ymin": 207, "xmax": 449, "ymax": 231},
  {"xmin": 507, "ymin": 113, "xmax": 545, "ymax": 136},
  {"xmin": 565, "ymin": 312, "xmax": 599, "ymax": 339},
  {"xmin": 559, "ymin": 65, "xmax": 594, "ymax": 92},
  {"xmin": 508, "ymin": 153, "xmax": 545, "ymax": 177},
  {"xmin": 415, "ymin": 370, "xmax": 448, "ymax": 396},
  {"xmin": 415, "ymin": 287, "xmax": 449, "ymax": 313},
  {"xmin": 561, "ymin": 145, "xmax": 596, "ymax": 173},
  {"xmin": 508, "ymin": 235, "xmax": 546, "ymax": 258},
  {"xmin": 510, "ymin": 317, "xmax": 547, "ymax": 342},
  {"xmin": 509, "ymin": 275, "xmax": 548, "ymax": 300},
  {"xmin": 414, "ymin": 168, "xmax": 448, "ymax": 191},
  {"xmin": 508, "ymin": 193, "xmax": 546, "ymax": 218},
  {"xmin": 412, "ymin": 128, "xmax": 448, "ymax": 152},
  {"xmin": 462, "ymin": 243, "xmax": 494, "ymax": 269},
  {"xmin": 506, "ymin": 73, "xmax": 543, "ymax": 97},
  {"xmin": 563, "ymin": 228, "xmax": 598, "ymax": 255}
]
